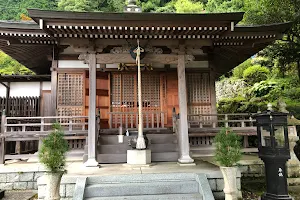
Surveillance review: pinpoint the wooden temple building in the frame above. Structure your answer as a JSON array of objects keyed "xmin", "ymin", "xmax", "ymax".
[{"xmin": 0, "ymin": 6, "xmax": 292, "ymax": 166}]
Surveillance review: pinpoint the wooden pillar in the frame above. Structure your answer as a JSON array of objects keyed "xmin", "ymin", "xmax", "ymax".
[
  {"xmin": 177, "ymin": 54, "xmax": 194, "ymax": 164},
  {"xmin": 50, "ymin": 60, "xmax": 58, "ymax": 117},
  {"xmin": 209, "ymin": 63, "xmax": 217, "ymax": 115},
  {"xmin": 84, "ymin": 53, "xmax": 98, "ymax": 167},
  {"xmin": 5, "ymin": 82, "xmax": 10, "ymax": 116},
  {"xmin": 0, "ymin": 110, "xmax": 6, "ymax": 164}
]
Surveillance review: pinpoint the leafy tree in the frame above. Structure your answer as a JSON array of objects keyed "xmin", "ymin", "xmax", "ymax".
[
  {"xmin": 205, "ymin": 0, "xmax": 245, "ymax": 13},
  {"xmin": 58, "ymin": 0, "xmax": 94, "ymax": 11},
  {"xmin": 0, "ymin": 51, "xmax": 34, "ymax": 75},
  {"xmin": 174, "ymin": 0, "xmax": 204, "ymax": 13},
  {"xmin": 243, "ymin": 0, "xmax": 300, "ymax": 79},
  {"xmin": 243, "ymin": 65, "xmax": 270, "ymax": 84},
  {"xmin": 232, "ymin": 59, "xmax": 252, "ymax": 79},
  {"xmin": 0, "ymin": 0, "xmax": 57, "ymax": 20},
  {"xmin": 58, "ymin": 0, "xmax": 125, "ymax": 12}
]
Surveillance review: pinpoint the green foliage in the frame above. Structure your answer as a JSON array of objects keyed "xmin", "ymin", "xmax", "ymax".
[
  {"xmin": 58, "ymin": 0, "xmax": 125, "ymax": 12},
  {"xmin": 141, "ymin": 0, "xmax": 161, "ymax": 12},
  {"xmin": 232, "ymin": 59, "xmax": 252, "ymax": 79},
  {"xmin": 39, "ymin": 123, "xmax": 69, "ymax": 173},
  {"xmin": 0, "ymin": 0, "xmax": 57, "ymax": 20},
  {"xmin": 243, "ymin": 65, "xmax": 270, "ymax": 85},
  {"xmin": 217, "ymin": 96, "xmax": 246, "ymax": 113},
  {"xmin": 205, "ymin": 0, "xmax": 245, "ymax": 13},
  {"xmin": 174, "ymin": 0, "xmax": 204, "ymax": 13},
  {"xmin": 0, "ymin": 51, "xmax": 34, "ymax": 75},
  {"xmin": 249, "ymin": 80, "xmax": 279, "ymax": 98},
  {"xmin": 58, "ymin": 0, "xmax": 93, "ymax": 11},
  {"xmin": 214, "ymin": 128, "xmax": 242, "ymax": 167}
]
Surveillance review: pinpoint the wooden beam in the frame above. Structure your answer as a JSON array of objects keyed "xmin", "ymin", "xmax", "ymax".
[
  {"xmin": 59, "ymin": 38, "xmax": 212, "ymax": 48},
  {"xmin": 95, "ymin": 53, "xmax": 180, "ymax": 64}
]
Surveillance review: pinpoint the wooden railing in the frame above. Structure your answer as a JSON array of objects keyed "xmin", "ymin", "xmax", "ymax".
[
  {"xmin": 187, "ymin": 113, "xmax": 255, "ymax": 129},
  {"xmin": 0, "ymin": 113, "xmax": 89, "ymax": 164},
  {"xmin": 108, "ymin": 111, "xmax": 165, "ymax": 130},
  {"xmin": 0, "ymin": 96, "xmax": 41, "ymax": 117},
  {"xmin": 172, "ymin": 109, "xmax": 257, "ymax": 149}
]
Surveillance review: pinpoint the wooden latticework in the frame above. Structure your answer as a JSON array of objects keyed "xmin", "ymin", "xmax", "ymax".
[
  {"xmin": 187, "ymin": 73, "xmax": 211, "ymax": 122},
  {"xmin": 57, "ymin": 73, "xmax": 84, "ymax": 123},
  {"xmin": 110, "ymin": 73, "xmax": 161, "ymax": 127},
  {"xmin": 142, "ymin": 73, "xmax": 160, "ymax": 112}
]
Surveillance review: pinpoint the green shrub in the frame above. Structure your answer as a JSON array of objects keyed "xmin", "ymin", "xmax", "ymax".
[
  {"xmin": 249, "ymin": 80, "xmax": 279, "ymax": 98},
  {"xmin": 284, "ymin": 88, "xmax": 300, "ymax": 100},
  {"xmin": 243, "ymin": 65, "xmax": 270, "ymax": 85},
  {"xmin": 285, "ymin": 99, "xmax": 300, "ymax": 119},
  {"xmin": 39, "ymin": 123, "xmax": 69, "ymax": 173},
  {"xmin": 217, "ymin": 96, "xmax": 246, "ymax": 113},
  {"xmin": 214, "ymin": 128, "xmax": 242, "ymax": 167},
  {"xmin": 232, "ymin": 59, "xmax": 252, "ymax": 79}
]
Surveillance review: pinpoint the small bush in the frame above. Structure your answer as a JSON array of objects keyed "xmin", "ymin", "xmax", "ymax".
[
  {"xmin": 39, "ymin": 123, "xmax": 69, "ymax": 173},
  {"xmin": 243, "ymin": 65, "xmax": 270, "ymax": 85},
  {"xmin": 232, "ymin": 59, "xmax": 252, "ymax": 79},
  {"xmin": 214, "ymin": 128, "xmax": 242, "ymax": 167},
  {"xmin": 217, "ymin": 96, "xmax": 246, "ymax": 113}
]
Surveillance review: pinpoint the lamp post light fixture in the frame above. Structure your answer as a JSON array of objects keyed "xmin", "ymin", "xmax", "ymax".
[{"xmin": 254, "ymin": 104, "xmax": 292, "ymax": 200}]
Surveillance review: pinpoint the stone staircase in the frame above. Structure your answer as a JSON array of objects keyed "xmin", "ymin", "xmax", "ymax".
[
  {"xmin": 84, "ymin": 132, "xmax": 179, "ymax": 163},
  {"xmin": 73, "ymin": 173, "xmax": 215, "ymax": 200}
]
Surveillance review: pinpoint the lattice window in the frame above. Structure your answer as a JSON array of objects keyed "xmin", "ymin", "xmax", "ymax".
[
  {"xmin": 57, "ymin": 73, "xmax": 84, "ymax": 117},
  {"xmin": 58, "ymin": 73, "xmax": 84, "ymax": 106},
  {"xmin": 142, "ymin": 74, "xmax": 160, "ymax": 112},
  {"xmin": 111, "ymin": 74, "xmax": 122, "ymax": 111},
  {"xmin": 187, "ymin": 73, "xmax": 211, "ymax": 122}
]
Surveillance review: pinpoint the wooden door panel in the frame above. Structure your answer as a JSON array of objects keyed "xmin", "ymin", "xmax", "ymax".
[
  {"xmin": 85, "ymin": 71, "xmax": 110, "ymax": 129},
  {"xmin": 166, "ymin": 72, "xmax": 179, "ymax": 127}
]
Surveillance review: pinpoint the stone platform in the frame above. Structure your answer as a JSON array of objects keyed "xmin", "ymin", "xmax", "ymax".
[{"xmin": 0, "ymin": 159, "xmax": 242, "ymax": 200}]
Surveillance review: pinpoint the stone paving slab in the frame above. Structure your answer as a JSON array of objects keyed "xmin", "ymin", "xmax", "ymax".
[{"xmin": 0, "ymin": 159, "xmax": 228, "ymax": 179}]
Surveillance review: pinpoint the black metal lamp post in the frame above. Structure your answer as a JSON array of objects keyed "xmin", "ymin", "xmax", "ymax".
[{"xmin": 255, "ymin": 105, "xmax": 292, "ymax": 200}]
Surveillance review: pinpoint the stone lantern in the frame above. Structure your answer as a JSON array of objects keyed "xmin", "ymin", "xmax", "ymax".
[{"xmin": 254, "ymin": 104, "xmax": 292, "ymax": 200}]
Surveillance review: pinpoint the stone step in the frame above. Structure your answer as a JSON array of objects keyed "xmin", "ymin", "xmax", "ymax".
[
  {"xmin": 85, "ymin": 193, "xmax": 203, "ymax": 200},
  {"xmin": 84, "ymin": 181, "xmax": 198, "ymax": 198},
  {"xmin": 190, "ymin": 146, "xmax": 215, "ymax": 157},
  {"xmin": 101, "ymin": 129, "xmax": 173, "ymax": 135},
  {"xmin": 87, "ymin": 173, "xmax": 196, "ymax": 184},
  {"xmin": 99, "ymin": 134, "xmax": 177, "ymax": 145},
  {"xmin": 97, "ymin": 152, "xmax": 178, "ymax": 163},
  {"xmin": 98, "ymin": 144, "xmax": 178, "ymax": 154}
]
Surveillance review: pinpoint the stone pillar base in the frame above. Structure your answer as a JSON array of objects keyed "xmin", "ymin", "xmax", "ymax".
[
  {"xmin": 178, "ymin": 155, "xmax": 194, "ymax": 164},
  {"xmin": 84, "ymin": 158, "xmax": 99, "ymax": 167},
  {"xmin": 127, "ymin": 149, "xmax": 151, "ymax": 165}
]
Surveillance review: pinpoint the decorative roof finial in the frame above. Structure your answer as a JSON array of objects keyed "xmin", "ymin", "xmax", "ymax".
[{"xmin": 124, "ymin": 0, "xmax": 142, "ymax": 12}]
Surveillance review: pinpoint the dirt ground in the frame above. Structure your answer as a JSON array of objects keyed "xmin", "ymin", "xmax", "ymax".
[{"xmin": 242, "ymin": 177, "xmax": 300, "ymax": 200}]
